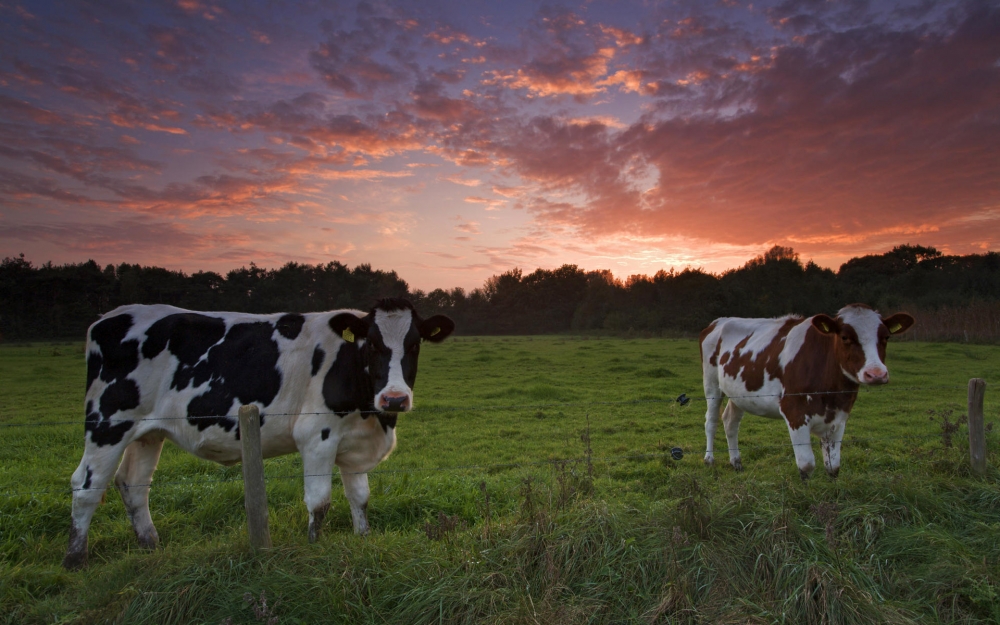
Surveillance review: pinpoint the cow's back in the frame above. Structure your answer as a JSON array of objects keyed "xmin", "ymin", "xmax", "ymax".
[{"xmin": 701, "ymin": 315, "xmax": 808, "ymax": 418}]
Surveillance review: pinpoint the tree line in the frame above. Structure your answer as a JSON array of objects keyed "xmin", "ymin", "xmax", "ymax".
[{"xmin": 2, "ymin": 244, "xmax": 999, "ymax": 341}]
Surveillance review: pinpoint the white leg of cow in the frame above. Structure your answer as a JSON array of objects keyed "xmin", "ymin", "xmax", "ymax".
[
  {"xmin": 821, "ymin": 420, "xmax": 847, "ymax": 478},
  {"xmin": 703, "ymin": 385, "xmax": 723, "ymax": 467},
  {"xmin": 340, "ymin": 469, "xmax": 371, "ymax": 535},
  {"xmin": 114, "ymin": 435, "xmax": 165, "ymax": 550},
  {"xmin": 63, "ymin": 440, "xmax": 129, "ymax": 570},
  {"xmin": 301, "ymin": 449, "xmax": 335, "ymax": 543},
  {"xmin": 787, "ymin": 422, "xmax": 816, "ymax": 481},
  {"xmin": 721, "ymin": 401, "xmax": 745, "ymax": 471}
]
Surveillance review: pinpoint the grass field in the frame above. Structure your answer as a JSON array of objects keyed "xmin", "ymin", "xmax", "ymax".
[{"xmin": 1, "ymin": 337, "xmax": 999, "ymax": 624}]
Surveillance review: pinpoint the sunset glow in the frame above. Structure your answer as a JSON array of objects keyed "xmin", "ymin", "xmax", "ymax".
[{"xmin": 1, "ymin": 0, "xmax": 998, "ymax": 290}]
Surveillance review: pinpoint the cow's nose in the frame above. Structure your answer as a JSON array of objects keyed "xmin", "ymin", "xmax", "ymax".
[
  {"xmin": 863, "ymin": 369, "xmax": 889, "ymax": 384},
  {"xmin": 379, "ymin": 393, "xmax": 410, "ymax": 412}
]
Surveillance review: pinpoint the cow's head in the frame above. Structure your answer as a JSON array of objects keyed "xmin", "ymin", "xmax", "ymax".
[
  {"xmin": 329, "ymin": 299, "xmax": 454, "ymax": 413},
  {"xmin": 811, "ymin": 305, "xmax": 914, "ymax": 385}
]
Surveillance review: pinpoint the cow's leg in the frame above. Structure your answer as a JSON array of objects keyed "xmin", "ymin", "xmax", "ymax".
[
  {"xmin": 114, "ymin": 434, "xmax": 165, "ymax": 549},
  {"xmin": 340, "ymin": 469, "xmax": 371, "ymax": 535},
  {"xmin": 63, "ymin": 439, "xmax": 129, "ymax": 570},
  {"xmin": 301, "ymin": 448, "xmax": 335, "ymax": 543},
  {"xmin": 721, "ymin": 401, "xmax": 745, "ymax": 471},
  {"xmin": 787, "ymin": 422, "xmax": 816, "ymax": 481},
  {"xmin": 821, "ymin": 420, "xmax": 847, "ymax": 478},
  {"xmin": 703, "ymin": 383, "xmax": 724, "ymax": 467}
]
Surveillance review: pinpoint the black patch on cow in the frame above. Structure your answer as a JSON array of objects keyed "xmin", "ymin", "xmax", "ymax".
[
  {"xmin": 85, "ymin": 400, "xmax": 135, "ymax": 447},
  {"xmin": 85, "ymin": 314, "xmax": 139, "ymax": 446},
  {"xmin": 323, "ymin": 342, "xmax": 374, "ymax": 417},
  {"xmin": 142, "ymin": 314, "xmax": 227, "ymax": 392},
  {"xmin": 311, "ymin": 346, "xmax": 325, "ymax": 376},
  {"xmin": 100, "ymin": 379, "xmax": 140, "ymax": 418},
  {"xmin": 91, "ymin": 314, "xmax": 140, "ymax": 383},
  {"xmin": 82, "ymin": 467, "xmax": 92, "ymax": 490},
  {"xmin": 185, "ymin": 321, "xmax": 283, "ymax": 433},
  {"xmin": 276, "ymin": 313, "xmax": 305, "ymax": 340},
  {"xmin": 321, "ymin": 428, "xmax": 330, "ymax": 440},
  {"xmin": 86, "ymin": 351, "xmax": 102, "ymax": 392},
  {"xmin": 376, "ymin": 413, "xmax": 397, "ymax": 432}
]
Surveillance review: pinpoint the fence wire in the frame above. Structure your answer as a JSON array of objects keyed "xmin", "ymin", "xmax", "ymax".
[
  {"xmin": 0, "ymin": 384, "xmax": 980, "ymax": 429},
  {"xmin": 0, "ymin": 381, "xmax": 988, "ymax": 500}
]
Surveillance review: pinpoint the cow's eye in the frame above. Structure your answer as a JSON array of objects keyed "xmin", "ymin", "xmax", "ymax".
[{"xmin": 841, "ymin": 335, "xmax": 852, "ymax": 344}]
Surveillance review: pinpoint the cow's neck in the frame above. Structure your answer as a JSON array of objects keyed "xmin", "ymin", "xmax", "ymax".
[{"xmin": 787, "ymin": 326, "xmax": 860, "ymax": 410}]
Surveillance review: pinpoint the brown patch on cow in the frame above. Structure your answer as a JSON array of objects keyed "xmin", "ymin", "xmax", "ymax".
[
  {"xmin": 723, "ymin": 318, "xmax": 799, "ymax": 392},
  {"xmin": 698, "ymin": 321, "xmax": 718, "ymax": 363},
  {"xmin": 709, "ymin": 338, "xmax": 722, "ymax": 366},
  {"xmin": 838, "ymin": 324, "xmax": 866, "ymax": 382},
  {"xmin": 719, "ymin": 351, "xmax": 730, "ymax": 365},
  {"xmin": 780, "ymin": 324, "xmax": 859, "ymax": 429}
]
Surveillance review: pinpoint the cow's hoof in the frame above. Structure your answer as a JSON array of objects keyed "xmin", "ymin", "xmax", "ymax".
[
  {"xmin": 799, "ymin": 469, "xmax": 812, "ymax": 482},
  {"xmin": 135, "ymin": 531, "xmax": 159, "ymax": 550},
  {"xmin": 827, "ymin": 467, "xmax": 840, "ymax": 479},
  {"xmin": 62, "ymin": 551, "xmax": 87, "ymax": 571},
  {"xmin": 308, "ymin": 503, "xmax": 329, "ymax": 543},
  {"xmin": 703, "ymin": 456, "xmax": 715, "ymax": 467},
  {"xmin": 731, "ymin": 458, "xmax": 743, "ymax": 472}
]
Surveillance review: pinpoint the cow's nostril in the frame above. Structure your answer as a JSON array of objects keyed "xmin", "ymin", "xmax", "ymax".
[{"xmin": 381, "ymin": 395, "xmax": 409, "ymax": 412}]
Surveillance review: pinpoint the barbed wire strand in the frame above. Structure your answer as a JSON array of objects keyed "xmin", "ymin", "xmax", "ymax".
[
  {"xmin": 0, "ymin": 384, "xmax": 981, "ymax": 429},
  {"xmin": 0, "ymin": 431, "xmax": 953, "ymax": 499}
]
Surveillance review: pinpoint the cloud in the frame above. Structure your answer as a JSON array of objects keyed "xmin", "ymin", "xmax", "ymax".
[
  {"xmin": 498, "ymin": 2, "xmax": 1000, "ymax": 260},
  {"xmin": 309, "ymin": 9, "xmax": 417, "ymax": 99},
  {"xmin": 464, "ymin": 195, "xmax": 505, "ymax": 210},
  {"xmin": 0, "ymin": 216, "xmax": 248, "ymax": 259},
  {"xmin": 455, "ymin": 220, "xmax": 481, "ymax": 235},
  {"xmin": 441, "ymin": 173, "xmax": 480, "ymax": 186},
  {"xmin": 0, "ymin": 95, "xmax": 67, "ymax": 125},
  {"xmin": 1, "ymin": 0, "xmax": 996, "ymax": 287}
]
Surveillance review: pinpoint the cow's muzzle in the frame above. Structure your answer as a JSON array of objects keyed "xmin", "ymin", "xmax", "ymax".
[
  {"xmin": 378, "ymin": 392, "xmax": 410, "ymax": 413},
  {"xmin": 862, "ymin": 368, "xmax": 889, "ymax": 385}
]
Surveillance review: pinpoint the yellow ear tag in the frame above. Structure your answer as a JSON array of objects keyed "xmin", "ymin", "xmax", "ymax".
[
  {"xmin": 819, "ymin": 322, "xmax": 830, "ymax": 333},
  {"xmin": 430, "ymin": 327, "xmax": 440, "ymax": 337},
  {"xmin": 342, "ymin": 328, "xmax": 355, "ymax": 343},
  {"xmin": 889, "ymin": 323, "xmax": 902, "ymax": 333}
]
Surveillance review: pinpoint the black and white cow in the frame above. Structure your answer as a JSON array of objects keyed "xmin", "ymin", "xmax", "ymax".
[{"xmin": 64, "ymin": 298, "xmax": 454, "ymax": 569}]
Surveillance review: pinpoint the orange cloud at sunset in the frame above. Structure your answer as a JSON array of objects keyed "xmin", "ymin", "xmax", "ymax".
[{"xmin": 0, "ymin": 0, "xmax": 997, "ymax": 291}]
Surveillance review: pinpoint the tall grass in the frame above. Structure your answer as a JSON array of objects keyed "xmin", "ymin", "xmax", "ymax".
[{"xmin": 904, "ymin": 301, "xmax": 1000, "ymax": 344}]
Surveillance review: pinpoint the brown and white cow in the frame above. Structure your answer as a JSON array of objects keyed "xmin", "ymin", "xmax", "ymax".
[{"xmin": 699, "ymin": 305, "xmax": 914, "ymax": 480}]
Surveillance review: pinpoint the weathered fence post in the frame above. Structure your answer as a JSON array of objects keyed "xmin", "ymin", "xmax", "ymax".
[
  {"xmin": 968, "ymin": 379, "xmax": 987, "ymax": 476},
  {"xmin": 239, "ymin": 404, "xmax": 272, "ymax": 549}
]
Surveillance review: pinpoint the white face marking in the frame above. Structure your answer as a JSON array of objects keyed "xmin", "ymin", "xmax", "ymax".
[
  {"xmin": 373, "ymin": 309, "xmax": 415, "ymax": 406},
  {"xmin": 837, "ymin": 306, "xmax": 888, "ymax": 383}
]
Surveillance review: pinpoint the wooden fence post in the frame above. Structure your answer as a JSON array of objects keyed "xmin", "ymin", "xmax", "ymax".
[
  {"xmin": 239, "ymin": 404, "xmax": 272, "ymax": 550},
  {"xmin": 968, "ymin": 379, "xmax": 987, "ymax": 476}
]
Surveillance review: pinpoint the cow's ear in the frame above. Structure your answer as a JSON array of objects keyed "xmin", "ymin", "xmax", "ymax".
[
  {"xmin": 329, "ymin": 313, "xmax": 369, "ymax": 343},
  {"xmin": 882, "ymin": 313, "xmax": 915, "ymax": 335},
  {"xmin": 812, "ymin": 314, "xmax": 841, "ymax": 334},
  {"xmin": 419, "ymin": 315, "xmax": 455, "ymax": 343}
]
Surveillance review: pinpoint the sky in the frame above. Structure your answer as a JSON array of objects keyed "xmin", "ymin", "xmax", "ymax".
[{"xmin": 1, "ymin": 0, "xmax": 998, "ymax": 291}]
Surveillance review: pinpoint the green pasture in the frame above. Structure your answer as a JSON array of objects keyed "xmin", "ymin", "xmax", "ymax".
[{"xmin": 1, "ymin": 337, "xmax": 999, "ymax": 624}]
